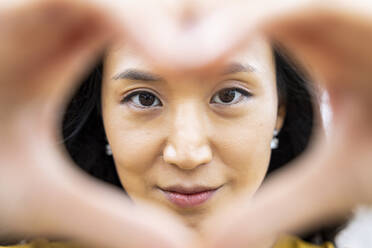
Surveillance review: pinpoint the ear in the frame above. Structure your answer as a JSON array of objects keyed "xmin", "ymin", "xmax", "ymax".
[{"xmin": 275, "ymin": 103, "xmax": 286, "ymax": 132}]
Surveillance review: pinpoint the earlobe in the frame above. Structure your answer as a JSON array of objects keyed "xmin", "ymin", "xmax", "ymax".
[{"xmin": 275, "ymin": 104, "xmax": 286, "ymax": 132}]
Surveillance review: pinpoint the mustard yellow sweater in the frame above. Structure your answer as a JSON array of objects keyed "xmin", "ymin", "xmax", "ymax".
[{"xmin": 1, "ymin": 236, "xmax": 334, "ymax": 248}]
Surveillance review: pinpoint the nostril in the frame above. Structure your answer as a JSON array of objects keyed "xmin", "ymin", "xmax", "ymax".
[{"xmin": 163, "ymin": 143, "xmax": 212, "ymax": 170}]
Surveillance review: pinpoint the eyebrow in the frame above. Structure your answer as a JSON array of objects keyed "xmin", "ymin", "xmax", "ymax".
[
  {"xmin": 221, "ymin": 62, "xmax": 256, "ymax": 75},
  {"xmin": 112, "ymin": 62, "xmax": 255, "ymax": 82},
  {"xmin": 112, "ymin": 69, "xmax": 164, "ymax": 82}
]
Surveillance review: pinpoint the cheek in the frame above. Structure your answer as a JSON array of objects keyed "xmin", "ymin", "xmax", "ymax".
[
  {"xmin": 112, "ymin": 129, "xmax": 160, "ymax": 171},
  {"xmin": 103, "ymin": 113, "xmax": 165, "ymax": 195},
  {"xmin": 212, "ymin": 107, "xmax": 276, "ymax": 193},
  {"xmin": 104, "ymin": 106, "xmax": 163, "ymax": 170}
]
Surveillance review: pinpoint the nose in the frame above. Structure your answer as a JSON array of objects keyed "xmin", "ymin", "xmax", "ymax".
[{"xmin": 163, "ymin": 102, "xmax": 212, "ymax": 170}]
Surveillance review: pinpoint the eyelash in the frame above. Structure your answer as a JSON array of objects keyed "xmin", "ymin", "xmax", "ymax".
[
  {"xmin": 121, "ymin": 90, "xmax": 162, "ymax": 109},
  {"xmin": 121, "ymin": 87, "xmax": 252, "ymax": 109},
  {"xmin": 210, "ymin": 87, "xmax": 252, "ymax": 105}
]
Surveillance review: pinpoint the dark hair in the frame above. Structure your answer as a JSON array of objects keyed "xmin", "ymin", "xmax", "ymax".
[
  {"xmin": 269, "ymin": 47, "xmax": 316, "ymax": 175},
  {"xmin": 62, "ymin": 47, "xmax": 338, "ymax": 244}
]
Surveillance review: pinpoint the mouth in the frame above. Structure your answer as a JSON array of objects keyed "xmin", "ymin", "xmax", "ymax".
[{"xmin": 157, "ymin": 185, "xmax": 222, "ymax": 208}]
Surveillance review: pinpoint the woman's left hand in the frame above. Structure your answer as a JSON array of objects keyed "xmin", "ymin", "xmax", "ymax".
[{"xmin": 177, "ymin": 1, "xmax": 372, "ymax": 247}]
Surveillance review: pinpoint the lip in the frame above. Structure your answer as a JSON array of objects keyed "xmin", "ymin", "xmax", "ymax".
[{"xmin": 158, "ymin": 185, "xmax": 222, "ymax": 208}]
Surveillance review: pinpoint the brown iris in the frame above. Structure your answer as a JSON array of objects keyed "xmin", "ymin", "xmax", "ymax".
[
  {"xmin": 218, "ymin": 89, "xmax": 236, "ymax": 103},
  {"xmin": 139, "ymin": 92, "xmax": 156, "ymax": 106}
]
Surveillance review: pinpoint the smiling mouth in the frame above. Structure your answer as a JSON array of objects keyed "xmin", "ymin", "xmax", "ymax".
[{"xmin": 158, "ymin": 185, "xmax": 222, "ymax": 208}]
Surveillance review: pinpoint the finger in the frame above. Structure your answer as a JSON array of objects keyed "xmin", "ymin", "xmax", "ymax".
[
  {"xmin": 0, "ymin": 143, "xmax": 196, "ymax": 248},
  {"xmin": 154, "ymin": 0, "xmax": 372, "ymax": 78},
  {"xmin": 0, "ymin": 0, "xmax": 190, "ymax": 105},
  {"xmin": 142, "ymin": 0, "xmax": 310, "ymax": 71},
  {"xmin": 38, "ymin": 168, "xmax": 197, "ymax": 248},
  {"xmin": 0, "ymin": 2, "xmax": 198, "ymax": 247},
  {"xmin": 202, "ymin": 142, "xmax": 356, "ymax": 248},
  {"xmin": 0, "ymin": 0, "xmax": 114, "ymax": 110}
]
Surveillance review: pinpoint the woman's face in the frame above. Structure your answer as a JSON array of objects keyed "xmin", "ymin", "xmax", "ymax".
[{"xmin": 102, "ymin": 38, "xmax": 285, "ymax": 229}]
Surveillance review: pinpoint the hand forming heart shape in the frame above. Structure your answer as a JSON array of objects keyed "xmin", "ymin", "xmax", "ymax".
[{"xmin": 1, "ymin": 1, "xmax": 372, "ymax": 248}]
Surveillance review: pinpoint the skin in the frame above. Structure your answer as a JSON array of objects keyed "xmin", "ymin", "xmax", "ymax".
[
  {"xmin": 2, "ymin": 1, "xmax": 372, "ymax": 248},
  {"xmin": 101, "ymin": 38, "xmax": 285, "ymax": 231}
]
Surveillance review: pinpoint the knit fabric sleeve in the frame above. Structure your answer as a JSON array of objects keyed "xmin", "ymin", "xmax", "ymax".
[
  {"xmin": 274, "ymin": 235, "xmax": 334, "ymax": 248},
  {"xmin": 1, "ymin": 235, "xmax": 335, "ymax": 248},
  {"xmin": 0, "ymin": 239, "xmax": 86, "ymax": 248}
]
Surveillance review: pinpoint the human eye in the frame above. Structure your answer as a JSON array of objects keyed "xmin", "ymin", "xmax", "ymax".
[
  {"xmin": 210, "ymin": 87, "xmax": 252, "ymax": 105},
  {"xmin": 121, "ymin": 90, "xmax": 162, "ymax": 109}
]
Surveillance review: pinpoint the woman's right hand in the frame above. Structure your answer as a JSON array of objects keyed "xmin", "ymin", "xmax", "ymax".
[{"xmin": 0, "ymin": 1, "xmax": 196, "ymax": 248}]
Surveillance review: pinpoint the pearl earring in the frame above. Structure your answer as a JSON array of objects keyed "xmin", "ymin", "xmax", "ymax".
[
  {"xmin": 106, "ymin": 143, "xmax": 112, "ymax": 156},
  {"xmin": 271, "ymin": 130, "xmax": 279, "ymax": 149}
]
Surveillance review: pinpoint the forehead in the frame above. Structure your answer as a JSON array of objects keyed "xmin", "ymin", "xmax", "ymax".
[{"xmin": 104, "ymin": 37, "xmax": 274, "ymax": 76}]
